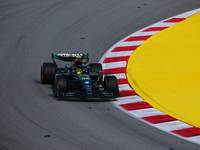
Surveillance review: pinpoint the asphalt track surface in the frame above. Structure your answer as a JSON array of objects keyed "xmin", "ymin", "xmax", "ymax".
[{"xmin": 1, "ymin": 1, "xmax": 200, "ymax": 150}]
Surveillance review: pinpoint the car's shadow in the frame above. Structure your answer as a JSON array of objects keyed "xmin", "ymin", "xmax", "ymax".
[{"xmin": 57, "ymin": 98, "xmax": 116, "ymax": 102}]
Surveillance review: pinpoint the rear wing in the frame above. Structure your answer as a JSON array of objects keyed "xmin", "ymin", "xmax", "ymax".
[{"xmin": 52, "ymin": 53, "xmax": 89, "ymax": 62}]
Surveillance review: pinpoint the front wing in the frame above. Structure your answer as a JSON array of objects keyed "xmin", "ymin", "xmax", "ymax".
[{"xmin": 56, "ymin": 89, "xmax": 118, "ymax": 98}]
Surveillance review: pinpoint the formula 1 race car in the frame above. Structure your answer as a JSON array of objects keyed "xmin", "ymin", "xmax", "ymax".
[{"xmin": 41, "ymin": 53, "xmax": 119, "ymax": 98}]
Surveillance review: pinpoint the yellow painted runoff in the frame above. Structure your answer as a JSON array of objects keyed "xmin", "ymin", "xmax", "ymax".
[{"xmin": 127, "ymin": 12, "xmax": 200, "ymax": 128}]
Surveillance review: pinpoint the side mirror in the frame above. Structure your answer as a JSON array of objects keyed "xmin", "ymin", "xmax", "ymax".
[
  {"xmin": 97, "ymin": 71, "xmax": 102, "ymax": 73},
  {"xmin": 65, "ymin": 65, "xmax": 71, "ymax": 70}
]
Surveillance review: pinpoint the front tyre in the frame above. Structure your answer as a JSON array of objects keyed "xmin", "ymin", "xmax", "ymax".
[
  {"xmin": 104, "ymin": 75, "xmax": 119, "ymax": 97},
  {"xmin": 53, "ymin": 75, "xmax": 67, "ymax": 97},
  {"xmin": 41, "ymin": 63, "xmax": 56, "ymax": 84}
]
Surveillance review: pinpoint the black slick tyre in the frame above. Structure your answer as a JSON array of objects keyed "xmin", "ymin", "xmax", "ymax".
[
  {"xmin": 41, "ymin": 63, "xmax": 56, "ymax": 84},
  {"xmin": 88, "ymin": 63, "xmax": 103, "ymax": 81},
  {"xmin": 104, "ymin": 75, "xmax": 119, "ymax": 97},
  {"xmin": 53, "ymin": 75, "xmax": 67, "ymax": 97}
]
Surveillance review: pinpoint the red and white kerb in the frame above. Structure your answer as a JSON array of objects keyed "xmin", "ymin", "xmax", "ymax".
[{"xmin": 99, "ymin": 8, "xmax": 200, "ymax": 145}]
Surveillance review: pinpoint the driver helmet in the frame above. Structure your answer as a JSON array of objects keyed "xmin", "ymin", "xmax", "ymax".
[{"xmin": 75, "ymin": 59, "xmax": 83, "ymax": 66}]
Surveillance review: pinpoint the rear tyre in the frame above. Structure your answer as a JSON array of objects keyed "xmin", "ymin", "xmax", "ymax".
[
  {"xmin": 88, "ymin": 63, "xmax": 103, "ymax": 81},
  {"xmin": 104, "ymin": 75, "xmax": 119, "ymax": 97},
  {"xmin": 53, "ymin": 75, "xmax": 67, "ymax": 97},
  {"xmin": 41, "ymin": 63, "xmax": 56, "ymax": 84},
  {"xmin": 89, "ymin": 63, "xmax": 102, "ymax": 72}
]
